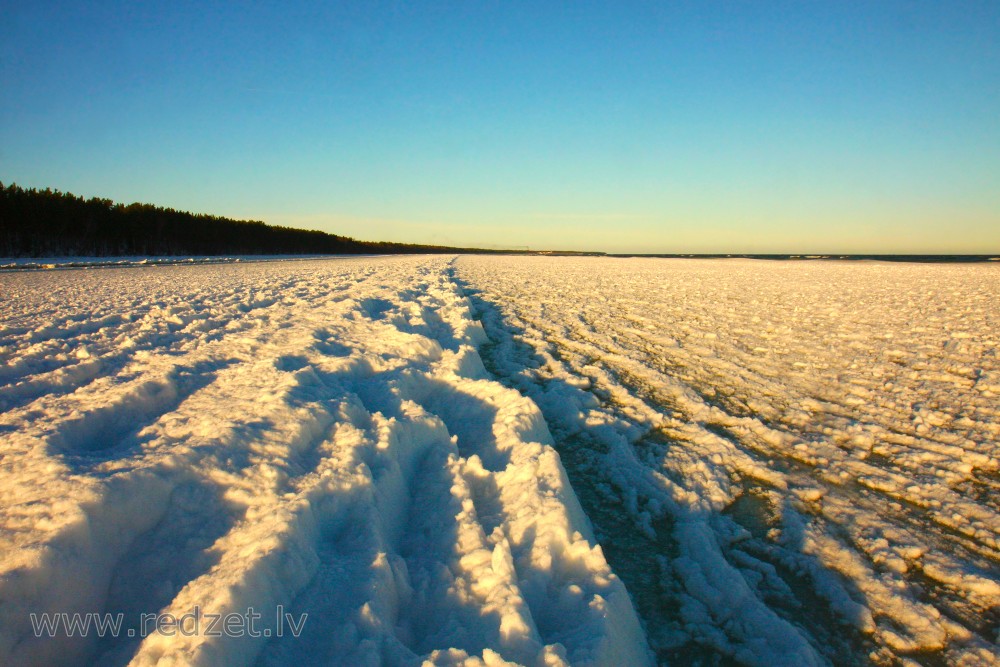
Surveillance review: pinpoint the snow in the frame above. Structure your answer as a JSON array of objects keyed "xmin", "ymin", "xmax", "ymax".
[
  {"xmin": 0, "ymin": 257, "xmax": 647, "ymax": 667},
  {"xmin": 1, "ymin": 254, "xmax": 998, "ymax": 666},
  {"xmin": 454, "ymin": 256, "xmax": 1000, "ymax": 666}
]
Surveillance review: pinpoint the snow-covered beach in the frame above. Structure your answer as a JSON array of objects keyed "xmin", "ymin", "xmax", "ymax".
[{"xmin": 1, "ymin": 255, "xmax": 997, "ymax": 666}]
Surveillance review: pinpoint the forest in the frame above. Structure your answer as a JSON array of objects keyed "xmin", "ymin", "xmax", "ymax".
[{"xmin": 0, "ymin": 182, "xmax": 487, "ymax": 257}]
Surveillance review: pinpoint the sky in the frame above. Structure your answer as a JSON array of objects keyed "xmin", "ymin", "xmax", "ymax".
[{"xmin": 2, "ymin": 1, "xmax": 998, "ymax": 253}]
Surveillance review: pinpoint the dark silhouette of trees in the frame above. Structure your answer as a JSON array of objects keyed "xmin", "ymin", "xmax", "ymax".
[{"xmin": 0, "ymin": 182, "xmax": 483, "ymax": 257}]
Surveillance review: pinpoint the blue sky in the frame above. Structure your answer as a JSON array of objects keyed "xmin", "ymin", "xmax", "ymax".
[{"xmin": 2, "ymin": 1, "xmax": 998, "ymax": 253}]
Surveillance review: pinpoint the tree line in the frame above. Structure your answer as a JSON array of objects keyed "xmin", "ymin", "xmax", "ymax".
[{"xmin": 0, "ymin": 182, "xmax": 489, "ymax": 257}]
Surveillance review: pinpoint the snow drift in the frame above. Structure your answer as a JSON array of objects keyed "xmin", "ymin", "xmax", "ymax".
[
  {"xmin": 2, "ymin": 254, "xmax": 998, "ymax": 666},
  {"xmin": 0, "ymin": 256, "xmax": 649, "ymax": 666}
]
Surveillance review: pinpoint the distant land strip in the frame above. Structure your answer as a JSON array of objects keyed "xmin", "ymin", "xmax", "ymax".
[
  {"xmin": 602, "ymin": 253, "xmax": 1000, "ymax": 262},
  {"xmin": 0, "ymin": 182, "xmax": 510, "ymax": 258},
  {"xmin": 1, "ymin": 182, "xmax": 996, "ymax": 262}
]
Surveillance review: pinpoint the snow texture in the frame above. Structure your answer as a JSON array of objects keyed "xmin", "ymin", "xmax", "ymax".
[
  {"xmin": 0, "ymin": 256, "xmax": 647, "ymax": 667},
  {"xmin": 455, "ymin": 256, "xmax": 1000, "ymax": 666},
  {"xmin": 1, "ymin": 254, "xmax": 998, "ymax": 666}
]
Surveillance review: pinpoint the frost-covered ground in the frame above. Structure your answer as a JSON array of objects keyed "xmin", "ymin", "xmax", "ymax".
[
  {"xmin": 0, "ymin": 256, "xmax": 997, "ymax": 666},
  {"xmin": 0, "ymin": 256, "xmax": 646, "ymax": 667},
  {"xmin": 456, "ymin": 256, "xmax": 1000, "ymax": 666}
]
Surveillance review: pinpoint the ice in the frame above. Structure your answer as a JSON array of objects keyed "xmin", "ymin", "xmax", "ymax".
[
  {"xmin": 0, "ymin": 257, "xmax": 648, "ymax": 666},
  {"xmin": 1, "ymin": 255, "xmax": 997, "ymax": 665},
  {"xmin": 455, "ymin": 256, "xmax": 1000, "ymax": 665}
]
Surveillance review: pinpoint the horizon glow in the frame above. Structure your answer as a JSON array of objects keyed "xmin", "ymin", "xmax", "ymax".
[{"xmin": 2, "ymin": 1, "xmax": 998, "ymax": 253}]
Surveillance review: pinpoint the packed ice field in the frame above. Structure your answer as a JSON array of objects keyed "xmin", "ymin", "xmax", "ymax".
[{"xmin": 0, "ymin": 255, "xmax": 997, "ymax": 667}]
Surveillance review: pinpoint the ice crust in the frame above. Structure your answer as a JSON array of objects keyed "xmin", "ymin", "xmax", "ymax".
[
  {"xmin": 0, "ymin": 257, "xmax": 648, "ymax": 666},
  {"xmin": 455, "ymin": 255, "xmax": 1000, "ymax": 666},
  {"xmin": 1, "ymin": 254, "xmax": 997, "ymax": 666}
]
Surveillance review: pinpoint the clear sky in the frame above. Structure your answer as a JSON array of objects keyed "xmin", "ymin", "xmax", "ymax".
[{"xmin": 2, "ymin": 1, "xmax": 998, "ymax": 253}]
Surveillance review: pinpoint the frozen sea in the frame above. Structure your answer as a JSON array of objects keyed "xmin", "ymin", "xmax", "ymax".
[{"xmin": 1, "ymin": 255, "xmax": 997, "ymax": 666}]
